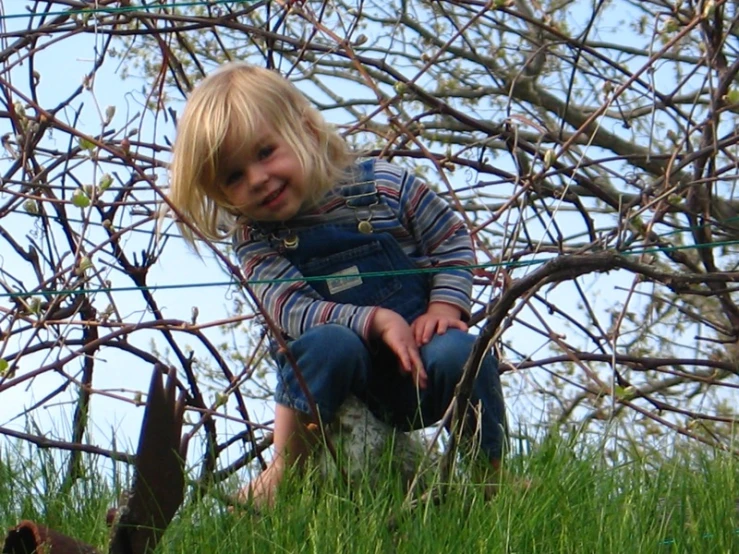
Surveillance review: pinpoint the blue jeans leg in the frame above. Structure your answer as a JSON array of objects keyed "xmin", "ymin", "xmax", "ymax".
[
  {"xmin": 367, "ymin": 329, "xmax": 507, "ymax": 461},
  {"xmin": 423, "ymin": 330, "xmax": 507, "ymax": 460},
  {"xmin": 274, "ymin": 324, "xmax": 372, "ymax": 423}
]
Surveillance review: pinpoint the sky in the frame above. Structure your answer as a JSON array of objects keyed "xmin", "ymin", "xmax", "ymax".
[
  {"xmin": 0, "ymin": 4, "xmax": 260, "ymax": 465},
  {"xmin": 0, "ymin": 0, "xmax": 633, "ymax": 456},
  {"xmin": 0, "ymin": 0, "xmax": 727, "ymax": 479}
]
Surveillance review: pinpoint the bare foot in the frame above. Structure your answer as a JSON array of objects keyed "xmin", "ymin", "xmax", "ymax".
[{"xmin": 233, "ymin": 460, "xmax": 285, "ymax": 511}]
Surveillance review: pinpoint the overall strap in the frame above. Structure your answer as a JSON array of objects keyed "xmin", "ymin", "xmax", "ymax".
[
  {"xmin": 336, "ymin": 159, "xmax": 379, "ymax": 207},
  {"xmin": 337, "ymin": 159, "xmax": 419, "ymax": 242},
  {"xmin": 336, "ymin": 159, "xmax": 381, "ymax": 234}
]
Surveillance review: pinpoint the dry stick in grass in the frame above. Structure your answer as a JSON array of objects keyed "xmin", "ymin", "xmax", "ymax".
[
  {"xmin": 2, "ymin": 364, "xmax": 187, "ymax": 554},
  {"xmin": 108, "ymin": 364, "xmax": 188, "ymax": 554}
]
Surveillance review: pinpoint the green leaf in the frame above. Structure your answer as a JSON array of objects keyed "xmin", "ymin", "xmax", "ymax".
[
  {"xmin": 99, "ymin": 173, "xmax": 113, "ymax": 191},
  {"xmin": 78, "ymin": 256, "xmax": 93, "ymax": 272},
  {"xmin": 543, "ymin": 149, "xmax": 555, "ymax": 169},
  {"xmin": 615, "ymin": 386, "xmax": 637, "ymax": 401},
  {"xmin": 725, "ymin": 89, "xmax": 739, "ymax": 105},
  {"xmin": 214, "ymin": 393, "xmax": 228, "ymax": 408},
  {"xmin": 71, "ymin": 189, "xmax": 90, "ymax": 208},
  {"xmin": 78, "ymin": 137, "xmax": 95, "ymax": 152},
  {"xmin": 663, "ymin": 18, "xmax": 679, "ymax": 33},
  {"xmin": 28, "ymin": 297, "xmax": 42, "ymax": 315},
  {"xmin": 104, "ymin": 105, "xmax": 116, "ymax": 124},
  {"xmin": 23, "ymin": 199, "xmax": 39, "ymax": 215},
  {"xmin": 393, "ymin": 81, "xmax": 407, "ymax": 95}
]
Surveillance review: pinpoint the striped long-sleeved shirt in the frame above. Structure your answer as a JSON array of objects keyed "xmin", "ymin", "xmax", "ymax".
[{"xmin": 233, "ymin": 159, "xmax": 474, "ymax": 340}]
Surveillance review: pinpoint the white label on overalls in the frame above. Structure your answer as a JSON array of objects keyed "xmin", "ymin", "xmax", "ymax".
[{"xmin": 327, "ymin": 266, "xmax": 363, "ymax": 294}]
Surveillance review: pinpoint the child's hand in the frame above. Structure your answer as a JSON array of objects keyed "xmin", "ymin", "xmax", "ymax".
[
  {"xmin": 370, "ymin": 308, "xmax": 427, "ymax": 389},
  {"xmin": 411, "ymin": 302, "xmax": 468, "ymax": 346}
]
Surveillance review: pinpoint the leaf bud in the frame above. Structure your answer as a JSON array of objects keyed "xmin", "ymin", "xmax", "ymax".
[
  {"xmin": 23, "ymin": 199, "xmax": 39, "ymax": 214},
  {"xmin": 71, "ymin": 188, "xmax": 91, "ymax": 208}
]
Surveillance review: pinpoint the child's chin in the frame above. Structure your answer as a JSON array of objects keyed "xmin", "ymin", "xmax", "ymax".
[{"xmin": 258, "ymin": 205, "xmax": 301, "ymax": 222}]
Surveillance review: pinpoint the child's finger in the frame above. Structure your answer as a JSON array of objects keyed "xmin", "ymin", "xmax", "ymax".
[
  {"xmin": 409, "ymin": 348, "xmax": 427, "ymax": 389},
  {"xmin": 435, "ymin": 319, "xmax": 449, "ymax": 337},
  {"xmin": 394, "ymin": 343, "xmax": 426, "ymax": 389},
  {"xmin": 420, "ymin": 320, "xmax": 435, "ymax": 345},
  {"xmin": 415, "ymin": 319, "xmax": 432, "ymax": 345},
  {"xmin": 392, "ymin": 343, "xmax": 414, "ymax": 375},
  {"xmin": 420, "ymin": 319, "xmax": 439, "ymax": 344},
  {"xmin": 449, "ymin": 319, "xmax": 468, "ymax": 332}
]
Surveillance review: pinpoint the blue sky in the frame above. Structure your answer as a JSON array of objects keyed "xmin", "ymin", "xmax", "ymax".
[
  {"xmin": 0, "ymin": 0, "xmax": 632, "ymax": 460},
  {"xmin": 0, "ymin": 5, "xmax": 260, "ymax": 463},
  {"xmin": 0, "ymin": 0, "xmax": 729, "ymax": 474}
]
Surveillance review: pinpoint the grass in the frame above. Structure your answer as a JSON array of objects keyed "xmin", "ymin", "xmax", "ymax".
[{"xmin": 0, "ymin": 435, "xmax": 737, "ymax": 554}]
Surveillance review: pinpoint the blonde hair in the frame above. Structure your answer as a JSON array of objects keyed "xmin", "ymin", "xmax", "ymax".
[{"xmin": 167, "ymin": 63, "xmax": 354, "ymax": 245}]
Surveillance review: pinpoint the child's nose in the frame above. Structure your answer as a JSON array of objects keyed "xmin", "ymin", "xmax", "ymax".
[{"xmin": 247, "ymin": 164, "xmax": 268, "ymax": 189}]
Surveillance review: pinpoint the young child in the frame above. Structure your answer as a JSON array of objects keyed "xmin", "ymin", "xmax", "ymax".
[{"xmin": 168, "ymin": 63, "xmax": 507, "ymax": 508}]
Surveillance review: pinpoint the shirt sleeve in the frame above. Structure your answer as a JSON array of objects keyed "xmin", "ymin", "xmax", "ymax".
[
  {"xmin": 234, "ymin": 232, "xmax": 379, "ymax": 340},
  {"xmin": 379, "ymin": 162, "xmax": 474, "ymax": 319}
]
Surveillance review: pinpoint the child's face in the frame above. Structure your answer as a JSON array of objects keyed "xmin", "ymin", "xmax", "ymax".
[{"xmin": 217, "ymin": 125, "xmax": 308, "ymax": 222}]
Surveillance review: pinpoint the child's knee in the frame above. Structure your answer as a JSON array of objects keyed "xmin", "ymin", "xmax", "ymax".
[
  {"xmin": 422, "ymin": 329, "xmax": 480, "ymax": 379},
  {"xmin": 422, "ymin": 330, "xmax": 502, "ymax": 406},
  {"xmin": 276, "ymin": 324, "xmax": 371, "ymax": 420},
  {"xmin": 288, "ymin": 324, "xmax": 367, "ymax": 371}
]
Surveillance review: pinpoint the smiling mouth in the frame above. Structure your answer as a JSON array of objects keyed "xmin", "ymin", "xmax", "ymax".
[{"xmin": 261, "ymin": 183, "xmax": 286, "ymax": 206}]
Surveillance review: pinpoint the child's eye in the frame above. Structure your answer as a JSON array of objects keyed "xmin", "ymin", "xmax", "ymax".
[
  {"xmin": 256, "ymin": 145, "xmax": 275, "ymax": 160},
  {"xmin": 224, "ymin": 171, "xmax": 243, "ymax": 187}
]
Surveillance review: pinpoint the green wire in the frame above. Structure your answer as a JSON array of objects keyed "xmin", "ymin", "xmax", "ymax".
[
  {"xmin": 0, "ymin": 0, "xmax": 250, "ymax": 21},
  {"xmin": 2, "ymin": 259, "xmax": 541, "ymax": 300},
  {"xmin": 2, "ymin": 237, "xmax": 738, "ymax": 300},
  {"xmin": 6, "ymin": 206, "xmax": 739, "ymax": 300}
]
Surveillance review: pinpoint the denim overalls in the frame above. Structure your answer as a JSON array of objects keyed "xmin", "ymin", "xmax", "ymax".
[{"xmin": 262, "ymin": 161, "xmax": 507, "ymax": 460}]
